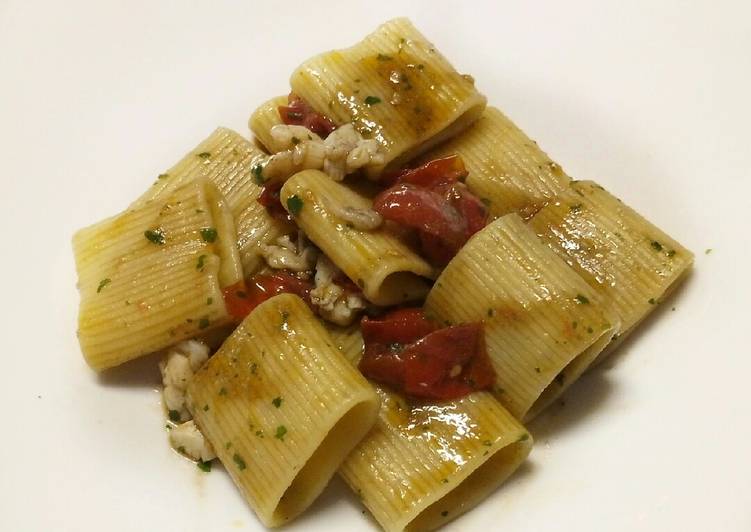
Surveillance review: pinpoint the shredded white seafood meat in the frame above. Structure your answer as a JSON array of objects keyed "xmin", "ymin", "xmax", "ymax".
[
  {"xmin": 261, "ymin": 123, "xmax": 385, "ymax": 182},
  {"xmin": 160, "ymin": 340, "xmax": 215, "ymax": 462},
  {"xmin": 260, "ymin": 231, "xmax": 318, "ymax": 272},
  {"xmin": 310, "ymin": 255, "xmax": 366, "ymax": 326},
  {"xmin": 169, "ymin": 420, "xmax": 216, "ymax": 462},
  {"xmin": 330, "ymin": 204, "xmax": 383, "ymax": 231}
]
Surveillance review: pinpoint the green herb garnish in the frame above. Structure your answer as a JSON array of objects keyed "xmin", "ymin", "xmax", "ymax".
[
  {"xmin": 364, "ymin": 95, "xmax": 381, "ymax": 106},
  {"xmin": 274, "ymin": 425, "xmax": 288, "ymax": 441},
  {"xmin": 197, "ymin": 152, "xmax": 211, "ymax": 159},
  {"xmin": 286, "ymin": 195, "xmax": 303, "ymax": 216},
  {"xmin": 271, "ymin": 397, "xmax": 283, "ymax": 408},
  {"xmin": 144, "ymin": 228, "xmax": 166, "ymax": 245},
  {"xmin": 232, "ymin": 453, "xmax": 246, "ymax": 470},
  {"xmin": 168, "ymin": 410, "xmax": 181, "ymax": 422},
  {"xmin": 574, "ymin": 294, "xmax": 590, "ymax": 305},
  {"xmin": 251, "ymin": 164, "xmax": 265, "ymax": 185},
  {"xmin": 196, "ymin": 254, "xmax": 206, "ymax": 270},
  {"xmin": 97, "ymin": 278, "xmax": 111, "ymax": 293},
  {"xmin": 198, "ymin": 317, "xmax": 210, "ymax": 329},
  {"xmin": 200, "ymin": 227, "xmax": 218, "ymax": 243},
  {"xmin": 650, "ymin": 240, "xmax": 663, "ymax": 252},
  {"xmin": 197, "ymin": 460, "xmax": 212, "ymax": 472}
]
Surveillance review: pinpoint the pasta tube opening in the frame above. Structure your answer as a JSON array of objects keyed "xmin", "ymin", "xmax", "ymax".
[
  {"xmin": 280, "ymin": 170, "xmax": 434, "ymax": 306},
  {"xmin": 186, "ymin": 293, "xmax": 379, "ymax": 527},
  {"xmin": 406, "ymin": 435, "xmax": 532, "ymax": 532}
]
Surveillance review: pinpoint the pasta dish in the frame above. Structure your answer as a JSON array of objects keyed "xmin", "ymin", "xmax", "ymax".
[{"xmin": 72, "ymin": 18, "xmax": 693, "ymax": 532}]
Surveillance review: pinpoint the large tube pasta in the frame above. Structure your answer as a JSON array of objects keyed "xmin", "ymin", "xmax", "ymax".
[
  {"xmin": 73, "ymin": 179, "xmax": 242, "ymax": 371},
  {"xmin": 290, "ymin": 18, "xmax": 486, "ymax": 177},
  {"xmin": 425, "ymin": 214, "xmax": 619, "ymax": 421},
  {"xmin": 341, "ymin": 387, "xmax": 532, "ymax": 532},
  {"xmin": 327, "ymin": 324, "xmax": 532, "ymax": 531},
  {"xmin": 416, "ymin": 106, "xmax": 571, "ymax": 220},
  {"xmin": 529, "ymin": 180, "xmax": 694, "ymax": 358},
  {"xmin": 249, "ymin": 95, "xmax": 288, "ymax": 153},
  {"xmin": 132, "ymin": 127, "xmax": 291, "ymax": 274},
  {"xmin": 186, "ymin": 294, "xmax": 379, "ymax": 527},
  {"xmin": 280, "ymin": 170, "xmax": 435, "ymax": 305}
]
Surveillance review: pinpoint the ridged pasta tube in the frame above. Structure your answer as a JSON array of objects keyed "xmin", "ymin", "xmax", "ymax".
[
  {"xmin": 529, "ymin": 180, "xmax": 694, "ymax": 360},
  {"xmin": 417, "ymin": 106, "xmax": 571, "ymax": 219},
  {"xmin": 73, "ymin": 179, "xmax": 241, "ymax": 371},
  {"xmin": 186, "ymin": 293, "xmax": 379, "ymax": 527},
  {"xmin": 290, "ymin": 18, "xmax": 486, "ymax": 177},
  {"xmin": 425, "ymin": 214, "xmax": 619, "ymax": 421},
  {"xmin": 131, "ymin": 127, "xmax": 292, "ymax": 275},
  {"xmin": 280, "ymin": 170, "xmax": 435, "ymax": 306}
]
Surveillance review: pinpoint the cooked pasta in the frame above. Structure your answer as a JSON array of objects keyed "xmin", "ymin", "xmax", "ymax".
[
  {"xmin": 416, "ymin": 106, "xmax": 572, "ymax": 219},
  {"xmin": 71, "ymin": 16, "xmax": 694, "ymax": 532},
  {"xmin": 186, "ymin": 294, "xmax": 379, "ymax": 527},
  {"xmin": 340, "ymin": 387, "xmax": 532, "ymax": 532},
  {"xmin": 132, "ymin": 127, "xmax": 291, "ymax": 275},
  {"xmin": 280, "ymin": 169, "xmax": 435, "ymax": 305},
  {"xmin": 425, "ymin": 214, "xmax": 619, "ymax": 421},
  {"xmin": 73, "ymin": 179, "xmax": 241, "ymax": 371},
  {"xmin": 529, "ymin": 180, "xmax": 694, "ymax": 360},
  {"xmin": 290, "ymin": 18, "xmax": 486, "ymax": 177},
  {"xmin": 249, "ymin": 95, "xmax": 289, "ymax": 153}
]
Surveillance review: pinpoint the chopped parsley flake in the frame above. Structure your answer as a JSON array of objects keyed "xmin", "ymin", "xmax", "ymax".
[
  {"xmin": 198, "ymin": 317, "xmax": 210, "ymax": 329},
  {"xmin": 203, "ymin": 404, "xmax": 210, "ymax": 411},
  {"xmin": 648, "ymin": 298, "xmax": 657, "ymax": 305},
  {"xmin": 219, "ymin": 387, "xmax": 227, "ymax": 396},
  {"xmin": 574, "ymin": 294, "xmax": 590, "ymax": 305},
  {"xmin": 168, "ymin": 410, "xmax": 181, "ymax": 422},
  {"xmin": 667, "ymin": 249, "xmax": 676, "ymax": 257},
  {"xmin": 482, "ymin": 440, "xmax": 492, "ymax": 447},
  {"xmin": 197, "ymin": 152, "xmax": 211, "ymax": 159},
  {"xmin": 200, "ymin": 227, "xmax": 218, "ymax": 243},
  {"xmin": 291, "ymin": 136, "xmax": 300, "ymax": 145},
  {"xmin": 232, "ymin": 453, "xmax": 247, "ymax": 470},
  {"xmin": 272, "ymin": 397, "xmax": 283, "ymax": 408},
  {"xmin": 196, "ymin": 254, "xmax": 207, "ymax": 270},
  {"xmin": 97, "ymin": 278, "xmax": 111, "ymax": 293},
  {"xmin": 157, "ymin": 173, "xmax": 169, "ymax": 180},
  {"xmin": 144, "ymin": 228, "xmax": 166, "ymax": 245},
  {"xmin": 376, "ymin": 53, "xmax": 392, "ymax": 61},
  {"xmin": 650, "ymin": 240, "xmax": 663, "ymax": 252},
  {"xmin": 275, "ymin": 425, "xmax": 288, "ymax": 441},
  {"xmin": 570, "ymin": 203, "xmax": 582, "ymax": 212},
  {"xmin": 197, "ymin": 459, "xmax": 212, "ymax": 472},
  {"xmin": 207, "ymin": 297, "xmax": 213, "ymax": 305},
  {"xmin": 251, "ymin": 164, "xmax": 265, "ymax": 185},
  {"xmin": 364, "ymin": 95, "xmax": 381, "ymax": 106},
  {"xmin": 518, "ymin": 433, "xmax": 530, "ymax": 442},
  {"xmin": 286, "ymin": 195, "xmax": 304, "ymax": 216},
  {"xmin": 705, "ymin": 248, "xmax": 713, "ymax": 254}
]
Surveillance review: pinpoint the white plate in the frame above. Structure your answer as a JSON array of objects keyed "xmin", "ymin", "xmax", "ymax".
[{"xmin": 1, "ymin": 1, "xmax": 750, "ymax": 531}]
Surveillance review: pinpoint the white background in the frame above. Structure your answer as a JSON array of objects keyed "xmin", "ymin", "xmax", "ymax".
[{"xmin": 1, "ymin": 1, "xmax": 749, "ymax": 531}]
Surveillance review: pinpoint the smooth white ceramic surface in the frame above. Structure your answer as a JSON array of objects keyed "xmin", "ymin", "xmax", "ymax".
[{"xmin": 1, "ymin": 1, "xmax": 749, "ymax": 531}]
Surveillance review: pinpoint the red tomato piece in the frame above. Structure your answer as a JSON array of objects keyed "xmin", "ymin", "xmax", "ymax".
[
  {"xmin": 222, "ymin": 272, "xmax": 313, "ymax": 321},
  {"xmin": 257, "ymin": 183, "xmax": 292, "ymax": 223},
  {"xmin": 278, "ymin": 93, "xmax": 337, "ymax": 138},
  {"xmin": 373, "ymin": 184, "xmax": 468, "ymax": 249},
  {"xmin": 358, "ymin": 309, "xmax": 495, "ymax": 401}
]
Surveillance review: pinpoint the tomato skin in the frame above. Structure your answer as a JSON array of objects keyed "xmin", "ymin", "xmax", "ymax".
[
  {"xmin": 373, "ymin": 155, "xmax": 488, "ymax": 265},
  {"xmin": 358, "ymin": 308, "xmax": 495, "ymax": 401},
  {"xmin": 278, "ymin": 93, "xmax": 336, "ymax": 138},
  {"xmin": 222, "ymin": 272, "xmax": 312, "ymax": 321},
  {"xmin": 373, "ymin": 185, "xmax": 467, "ymax": 250},
  {"xmin": 257, "ymin": 183, "xmax": 292, "ymax": 223}
]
